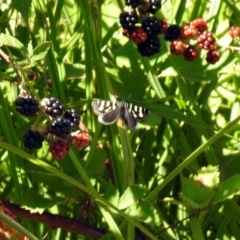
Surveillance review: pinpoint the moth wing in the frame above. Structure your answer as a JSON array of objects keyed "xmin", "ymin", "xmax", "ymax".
[
  {"xmin": 98, "ymin": 106, "xmax": 121, "ymax": 125},
  {"xmin": 91, "ymin": 100, "xmax": 117, "ymax": 115},
  {"xmin": 130, "ymin": 105, "xmax": 150, "ymax": 122},
  {"xmin": 122, "ymin": 107, "xmax": 137, "ymax": 129}
]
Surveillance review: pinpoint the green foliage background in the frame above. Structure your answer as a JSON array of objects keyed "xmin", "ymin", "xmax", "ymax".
[{"xmin": 1, "ymin": 0, "xmax": 240, "ymax": 239}]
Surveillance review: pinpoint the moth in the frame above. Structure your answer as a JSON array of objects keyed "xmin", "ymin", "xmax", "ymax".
[{"xmin": 91, "ymin": 100, "xmax": 150, "ymax": 129}]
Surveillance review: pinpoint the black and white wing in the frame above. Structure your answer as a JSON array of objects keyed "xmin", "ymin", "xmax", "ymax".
[
  {"xmin": 91, "ymin": 100, "xmax": 121, "ymax": 125},
  {"xmin": 125, "ymin": 102, "xmax": 150, "ymax": 121},
  {"xmin": 120, "ymin": 102, "xmax": 150, "ymax": 129},
  {"xmin": 92, "ymin": 100, "xmax": 150, "ymax": 128},
  {"xmin": 121, "ymin": 105, "xmax": 137, "ymax": 129}
]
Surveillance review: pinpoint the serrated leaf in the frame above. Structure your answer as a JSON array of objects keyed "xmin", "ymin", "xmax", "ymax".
[
  {"xmin": 30, "ymin": 42, "xmax": 52, "ymax": 62},
  {"xmin": 212, "ymin": 174, "xmax": 240, "ymax": 203},
  {"xmin": 125, "ymin": 201, "xmax": 161, "ymax": 225},
  {"xmin": 22, "ymin": 188, "xmax": 64, "ymax": 213},
  {"xmin": 118, "ymin": 185, "xmax": 146, "ymax": 210},
  {"xmin": 191, "ymin": 165, "xmax": 220, "ymax": 188},
  {"xmin": 0, "ymin": 33, "xmax": 28, "ymax": 58},
  {"xmin": 181, "ymin": 177, "xmax": 215, "ymax": 208}
]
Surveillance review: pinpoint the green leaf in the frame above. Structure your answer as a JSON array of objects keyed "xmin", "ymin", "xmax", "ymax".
[
  {"xmin": 30, "ymin": 42, "xmax": 52, "ymax": 62},
  {"xmin": 212, "ymin": 174, "xmax": 240, "ymax": 203},
  {"xmin": 105, "ymin": 184, "xmax": 120, "ymax": 207},
  {"xmin": 22, "ymin": 188, "xmax": 64, "ymax": 213},
  {"xmin": 191, "ymin": 165, "xmax": 220, "ymax": 188},
  {"xmin": 118, "ymin": 185, "xmax": 146, "ymax": 210},
  {"xmin": 0, "ymin": 33, "xmax": 28, "ymax": 58},
  {"xmin": 181, "ymin": 177, "xmax": 215, "ymax": 208},
  {"xmin": 125, "ymin": 201, "xmax": 161, "ymax": 225}
]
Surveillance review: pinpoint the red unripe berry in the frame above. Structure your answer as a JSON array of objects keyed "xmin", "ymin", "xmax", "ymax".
[
  {"xmin": 158, "ymin": 19, "xmax": 168, "ymax": 35},
  {"xmin": 180, "ymin": 24, "xmax": 198, "ymax": 38},
  {"xmin": 170, "ymin": 40, "xmax": 186, "ymax": 55},
  {"xmin": 206, "ymin": 50, "xmax": 220, "ymax": 64},
  {"xmin": 197, "ymin": 31, "xmax": 215, "ymax": 50},
  {"xmin": 123, "ymin": 28, "xmax": 148, "ymax": 44},
  {"xmin": 228, "ymin": 26, "xmax": 240, "ymax": 38},
  {"xmin": 49, "ymin": 140, "xmax": 69, "ymax": 160},
  {"xmin": 183, "ymin": 45, "xmax": 199, "ymax": 61},
  {"xmin": 72, "ymin": 132, "xmax": 90, "ymax": 150},
  {"xmin": 190, "ymin": 18, "xmax": 208, "ymax": 33}
]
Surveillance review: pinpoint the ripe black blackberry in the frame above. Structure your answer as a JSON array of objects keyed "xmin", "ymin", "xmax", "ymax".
[
  {"xmin": 23, "ymin": 130, "xmax": 44, "ymax": 149},
  {"xmin": 50, "ymin": 118, "xmax": 71, "ymax": 139},
  {"xmin": 125, "ymin": 0, "xmax": 142, "ymax": 8},
  {"xmin": 45, "ymin": 97, "xmax": 64, "ymax": 117},
  {"xmin": 15, "ymin": 96, "xmax": 39, "ymax": 116},
  {"xmin": 137, "ymin": 35, "xmax": 160, "ymax": 56},
  {"xmin": 148, "ymin": 0, "xmax": 162, "ymax": 14},
  {"xmin": 63, "ymin": 109, "xmax": 80, "ymax": 129},
  {"xmin": 142, "ymin": 16, "xmax": 161, "ymax": 36},
  {"xmin": 119, "ymin": 12, "xmax": 139, "ymax": 31},
  {"xmin": 164, "ymin": 24, "xmax": 181, "ymax": 41}
]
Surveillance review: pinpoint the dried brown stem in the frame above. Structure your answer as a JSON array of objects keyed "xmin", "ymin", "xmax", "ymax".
[{"xmin": 2, "ymin": 200, "xmax": 107, "ymax": 239}]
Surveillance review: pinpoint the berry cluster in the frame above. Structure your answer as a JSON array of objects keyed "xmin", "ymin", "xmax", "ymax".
[
  {"xmin": 119, "ymin": 2, "xmax": 220, "ymax": 64},
  {"xmin": 168, "ymin": 19, "xmax": 220, "ymax": 64},
  {"xmin": 120, "ymin": 0, "xmax": 164, "ymax": 56},
  {"xmin": 15, "ymin": 94, "xmax": 89, "ymax": 160}
]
